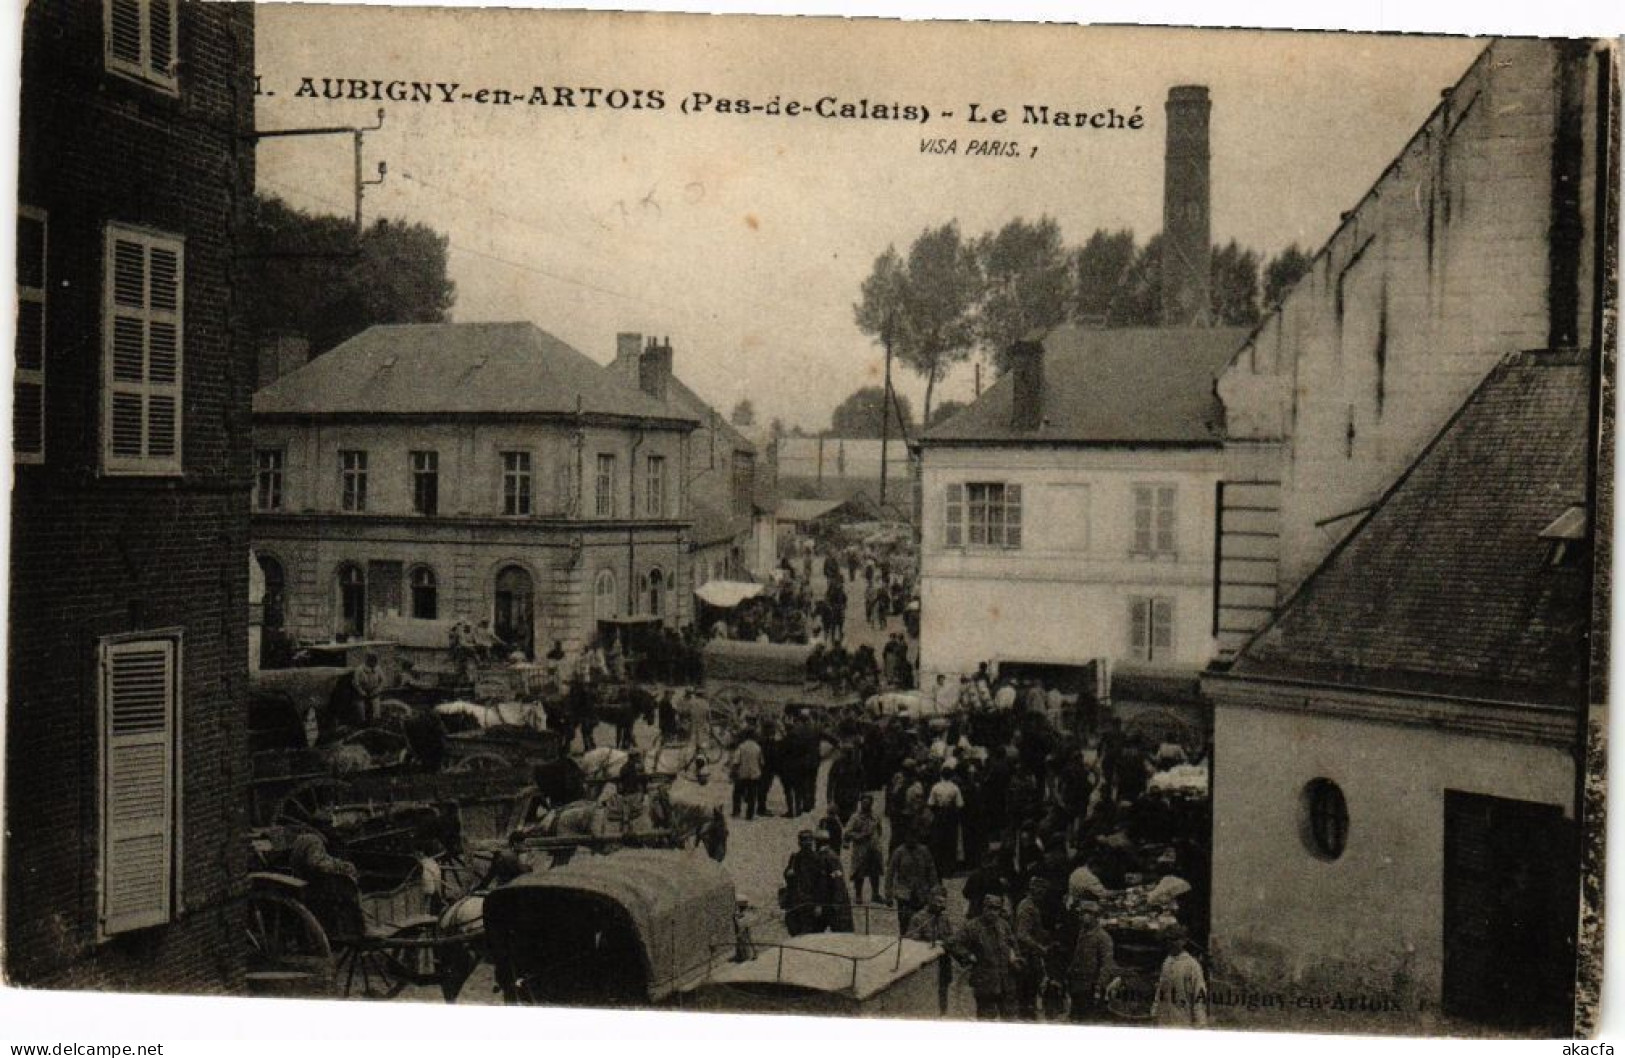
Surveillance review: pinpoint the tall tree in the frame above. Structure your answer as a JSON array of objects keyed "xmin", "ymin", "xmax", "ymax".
[
  {"xmin": 974, "ymin": 216, "xmax": 1071, "ymax": 374},
  {"xmin": 853, "ymin": 224, "xmax": 980, "ymax": 428},
  {"xmin": 1109, "ymin": 233, "xmax": 1164, "ymax": 327},
  {"xmin": 1070, "ymin": 228, "xmax": 1138, "ymax": 325},
  {"xmin": 1210, "ymin": 239, "xmax": 1262, "ymax": 327},
  {"xmin": 244, "ymin": 195, "xmax": 456, "ymax": 358},
  {"xmin": 829, "ymin": 386, "xmax": 915, "ymax": 438},
  {"xmin": 730, "ymin": 399, "xmax": 757, "ymax": 427},
  {"xmin": 1263, "ymin": 243, "xmax": 1314, "ymax": 309}
]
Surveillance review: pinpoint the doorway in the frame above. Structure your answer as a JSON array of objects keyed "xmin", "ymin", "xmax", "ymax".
[
  {"xmin": 1442, "ymin": 789, "xmax": 1575, "ymax": 1028},
  {"xmin": 494, "ymin": 565, "xmax": 536, "ymax": 660}
]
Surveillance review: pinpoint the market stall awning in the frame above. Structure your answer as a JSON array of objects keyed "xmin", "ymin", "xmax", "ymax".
[{"xmin": 694, "ymin": 580, "xmax": 765, "ymax": 608}]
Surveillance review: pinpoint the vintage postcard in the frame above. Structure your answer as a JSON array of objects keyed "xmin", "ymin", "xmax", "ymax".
[{"xmin": 3, "ymin": 0, "xmax": 1618, "ymax": 1044}]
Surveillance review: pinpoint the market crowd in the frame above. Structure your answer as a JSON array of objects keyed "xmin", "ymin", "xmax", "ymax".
[{"xmin": 753, "ymin": 663, "xmax": 1212, "ymax": 1026}]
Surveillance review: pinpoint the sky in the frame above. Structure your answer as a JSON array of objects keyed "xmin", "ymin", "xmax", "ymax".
[{"xmin": 254, "ymin": 7, "xmax": 1484, "ymax": 432}]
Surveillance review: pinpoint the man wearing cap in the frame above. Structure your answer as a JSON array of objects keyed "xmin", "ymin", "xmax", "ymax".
[
  {"xmin": 1066, "ymin": 900, "xmax": 1117, "ymax": 1023},
  {"xmin": 905, "ymin": 887, "xmax": 955, "ymax": 1015},
  {"xmin": 816, "ymin": 829, "xmax": 854, "ymax": 932},
  {"xmin": 783, "ymin": 830, "xmax": 830, "ymax": 936},
  {"xmin": 1013, "ymin": 875, "xmax": 1054, "ymax": 1020},
  {"xmin": 950, "ymin": 894, "xmax": 1020, "ymax": 1021},
  {"xmin": 885, "ymin": 829, "xmax": 939, "ymax": 938},
  {"xmin": 846, "ymin": 794, "xmax": 885, "ymax": 904},
  {"xmin": 1151, "ymin": 924, "xmax": 1208, "ymax": 1028}
]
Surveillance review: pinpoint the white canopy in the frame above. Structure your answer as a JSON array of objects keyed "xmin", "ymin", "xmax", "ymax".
[{"xmin": 694, "ymin": 580, "xmax": 765, "ymax": 608}]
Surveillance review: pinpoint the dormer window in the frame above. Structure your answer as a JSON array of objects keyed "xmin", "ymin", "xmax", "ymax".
[{"xmin": 1540, "ymin": 505, "xmax": 1587, "ymax": 568}]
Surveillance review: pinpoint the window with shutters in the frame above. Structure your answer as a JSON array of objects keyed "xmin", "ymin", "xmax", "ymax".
[
  {"xmin": 254, "ymin": 449, "xmax": 284, "ymax": 511},
  {"xmin": 1132, "ymin": 484, "xmax": 1178, "ymax": 558},
  {"xmin": 339, "ymin": 450, "xmax": 368, "ymax": 512},
  {"xmin": 103, "ymin": 225, "xmax": 183, "ymax": 475},
  {"xmin": 943, "ymin": 482, "xmax": 1022, "ymax": 549},
  {"xmin": 99, "ymin": 634, "xmax": 179, "ymax": 938},
  {"xmin": 1128, "ymin": 596, "xmax": 1175, "ymax": 662},
  {"xmin": 15, "ymin": 207, "xmax": 45, "ymax": 463},
  {"xmin": 502, "ymin": 451, "xmax": 532, "ymax": 515},
  {"xmin": 105, "ymin": 0, "xmax": 180, "ymax": 93}
]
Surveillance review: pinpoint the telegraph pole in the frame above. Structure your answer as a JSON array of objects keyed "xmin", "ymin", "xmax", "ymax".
[{"xmin": 251, "ymin": 109, "xmax": 388, "ymax": 238}]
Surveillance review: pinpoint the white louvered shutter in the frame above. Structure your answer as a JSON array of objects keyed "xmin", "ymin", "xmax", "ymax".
[
  {"xmin": 106, "ymin": 0, "xmax": 179, "ymax": 89},
  {"xmin": 944, "ymin": 484, "xmax": 963, "ymax": 548},
  {"xmin": 104, "ymin": 227, "xmax": 183, "ymax": 474},
  {"xmin": 101, "ymin": 639, "xmax": 176, "ymax": 936}
]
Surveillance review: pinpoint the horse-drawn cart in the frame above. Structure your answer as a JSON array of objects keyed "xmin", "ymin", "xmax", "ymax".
[{"xmin": 244, "ymin": 828, "xmax": 489, "ymax": 1001}]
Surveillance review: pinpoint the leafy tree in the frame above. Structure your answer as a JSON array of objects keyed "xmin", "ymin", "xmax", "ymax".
[
  {"xmin": 730, "ymin": 399, "xmax": 757, "ymax": 427},
  {"xmin": 244, "ymin": 195, "xmax": 456, "ymax": 359},
  {"xmin": 1109, "ymin": 233, "xmax": 1164, "ymax": 327},
  {"xmin": 1263, "ymin": 243, "xmax": 1314, "ymax": 309},
  {"xmin": 974, "ymin": 216, "xmax": 1071, "ymax": 374},
  {"xmin": 829, "ymin": 386, "xmax": 915, "ymax": 439},
  {"xmin": 853, "ymin": 224, "xmax": 980, "ymax": 428},
  {"xmin": 927, "ymin": 399, "xmax": 969, "ymax": 428},
  {"xmin": 1070, "ymin": 228, "xmax": 1138, "ymax": 325},
  {"xmin": 1211, "ymin": 239, "xmax": 1262, "ymax": 327}
]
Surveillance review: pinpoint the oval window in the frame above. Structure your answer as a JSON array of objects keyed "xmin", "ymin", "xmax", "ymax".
[{"xmin": 1303, "ymin": 778, "xmax": 1349, "ymax": 860}]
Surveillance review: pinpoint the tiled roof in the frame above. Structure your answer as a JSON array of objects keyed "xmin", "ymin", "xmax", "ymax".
[
  {"xmin": 254, "ymin": 322, "xmax": 694, "ymax": 423},
  {"xmin": 920, "ymin": 325, "xmax": 1248, "ymax": 445},
  {"xmin": 1233, "ymin": 349, "xmax": 1592, "ymax": 707}
]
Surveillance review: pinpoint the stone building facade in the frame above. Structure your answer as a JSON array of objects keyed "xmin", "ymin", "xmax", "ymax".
[{"xmin": 251, "ymin": 322, "xmax": 699, "ymax": 662}]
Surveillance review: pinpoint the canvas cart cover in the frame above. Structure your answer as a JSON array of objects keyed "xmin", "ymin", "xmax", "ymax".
[
  {"xmin": 694, "ymin": 580, "xmax": 765, "ymax": 608},
  {"xmin": 702, "ymin": 639, "xmax": 814, "ymax": 685},
  {"xmin": 484, "ymin": 849, "xmax": 737, "ymax": 1002}
]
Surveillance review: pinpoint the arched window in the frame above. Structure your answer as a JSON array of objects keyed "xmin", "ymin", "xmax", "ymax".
[
  {"xmin": 257, "ymin": 554, "xmax": 285, "ymax": 630},
  {"xmin": 594, "ymin": 569, "xmax": 619, "ymax": 621},
  {"xmin": 410, "ymin": 566, "xmax": 438, "ymax": 620},
  {"xmin": 336, "ymin": 563, "xmax": 366, "ymax": 637},
  {"xmin": 647, "ymin": 566, "xmax": 665, "ymax": 617}
]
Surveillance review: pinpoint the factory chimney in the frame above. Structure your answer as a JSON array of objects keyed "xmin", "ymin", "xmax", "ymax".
[{"xmin": 1162, "ymin": 85, "xmax": 1212, "ymax": 326}]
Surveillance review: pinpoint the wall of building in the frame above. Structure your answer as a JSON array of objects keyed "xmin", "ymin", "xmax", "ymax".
[
  {"xmin": 256, "ymin": 521, "xmax": 689, "ymax": 659},
  {"xmin": 1210, "ymin": 701, "xmax": 1574, "ymax": 1010},
  {"xmin": 1217, "ymin": 38, "xmax": 1602, "ymax": 599},
  {"xmin": 917, "ymin": 445, "xmax": 1222, "ymax": 682},
  {"xmin": 6, "ymin": 0, "xmax": 255, "ymax": 991},
  {"xmin": 256, "ymin": 420, "xmax": 687, "ymax": 521}
]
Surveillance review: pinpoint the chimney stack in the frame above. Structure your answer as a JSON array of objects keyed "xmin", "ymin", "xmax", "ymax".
[
  {"xmin": 1008, "ymin": 337, "xmax": 1045, "ymax": 432},
  {"xmin": 612, "ymin": 331, "xmax": 643, "ymax": 388},
  {"xmin": 1162, "ymin": 85, "xmax": 1212, "ymax": 326},
  {"xmin": 639, "ymin": 336, "xmax": 673, "ymax": 404}
]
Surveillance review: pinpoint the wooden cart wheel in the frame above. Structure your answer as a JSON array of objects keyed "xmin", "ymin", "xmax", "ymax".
[
  {"xmin": 275, "ymin": 777, "xmax": 357, "ymax": 829},
  {"xmin": 336, "ymin": 918, "xmax": 448, "ymax": 1000},
  {"xmin": 244, "ymin": 891, "xmax": 333, "ymax": 993},
  {"xmin": 447, "ymin": 751, "xmax": 513, "ymax": 774}
]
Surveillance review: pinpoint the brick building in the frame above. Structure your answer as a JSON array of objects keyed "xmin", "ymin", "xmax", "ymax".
[
  {"xmin": 251, "ymin": 322, "xmax": 700, "ymax": 663},
  {"xmin": 6, "ymin": 0, "xmax": 257, "ymax": 991}
]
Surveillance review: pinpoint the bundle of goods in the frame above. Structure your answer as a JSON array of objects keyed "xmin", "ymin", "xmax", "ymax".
[
  {"xmin": 1097, "ymin": 875, "xmax": 1190, "ymax": 935},
  {"xmin": 1147, "ymin": 762, "xmax": 1209, "ymax": 799}
]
